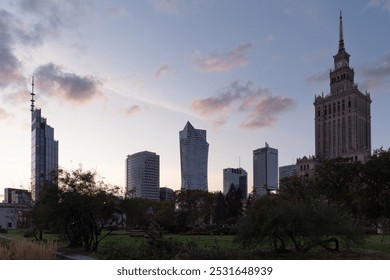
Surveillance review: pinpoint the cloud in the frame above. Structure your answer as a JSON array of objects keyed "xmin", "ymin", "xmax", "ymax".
[
  {"xmin": 0, "ymin": 107, "xmax": 14, "ymax": 121},
  {"xmin": 368, "ymin": 0, "xmax": 390, "ymax": 12},
  {"xmin": 194, "ymin": 43, "xmax": 252, "ymax": 72},
  {"xmin": 34, "ymin": 63, "xmax": 103, "ymax": 105},
  {"xmin": 240, "ymin": 95, "xmax": 295, "ymax": 129},
  {"xmin": 3, "ymin": 89, "xmax": 29, "ymax": 106},
  {"xmin": 156, "ymin": 64, "xmax": 175, "ymax": 78},
  {"xmin": 122, "ymin": 105, "xmax": 142, "ymax": 117},
  {"xmin": 0, "ymin": 2, "xmax": 88, "ymax": 90},
  {"xmin": 107, "ymin": 6, "xmax": 128, "ymax": 17},
  {"xmin": 152, "ymin": 0, "xmax": 181, "ymax": 13},
  {"xmin": 305, "ymin": 70, "xmax": 329, "ymax": 84},
  {"xmin": 0, "ymin": 9, "xmax": 28, "ymax": 87},
  {"xmin": 191, "ymin": 81, "xmax": 295, "ymax": 129},
  {"xmin": 18, "ymin": 0, "xmax": 88, "ymax": 31},
  {"xmin": 360, "ymin": 52, "xmax": 390, "ymax": 92}
]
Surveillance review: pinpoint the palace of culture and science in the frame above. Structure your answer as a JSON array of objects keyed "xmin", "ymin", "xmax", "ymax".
[{"xmin": 297, "ymin": 12, "xmax": 372, "ymax": 178}]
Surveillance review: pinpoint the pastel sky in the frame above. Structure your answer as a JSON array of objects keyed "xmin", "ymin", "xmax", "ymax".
[{"xmin": 1, "ymin": 0, "xmax": 390, "ymax": 199}]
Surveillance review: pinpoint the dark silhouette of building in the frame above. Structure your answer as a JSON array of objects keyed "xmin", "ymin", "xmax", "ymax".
[
  {"xmin": 30, "ymin": 78, "xmax": 59, "ymax": 201},
  {"xmin": 314, "ymin": 11, "xmax": 371, "ymax": 163}
]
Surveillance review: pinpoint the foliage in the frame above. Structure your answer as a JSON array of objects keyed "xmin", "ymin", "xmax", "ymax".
[
  {"xmin": 313, "ymin": 148, "xmax": 390, "ymax": 232},
  {"xmin": 236, "ymin": 179, "xmax": 364, "ymax": 253},
  {"xmin": 213, "ymin": 192, "xmax": 227, "ymax": 226},
  {"xmin": 32, "ymin": 168, "xmax": 124, "ymax": 251},
  {"xmin": 175, "ymin": 190, "xmax": 216, "ymax": 229},
  {"xmin": 314, "ymin": 158, "xmax": 363, "ymax": 219},
  {"xmin": 360, "ymin": 148, "xmax": 390, "ymax": 228},
  {"xmin": 121, "ymin": 198, "xmax": 158, "ymax": 229},
  {"xmin": 225, "ymin": 184, "xmax": 243, "ymax": 221}
]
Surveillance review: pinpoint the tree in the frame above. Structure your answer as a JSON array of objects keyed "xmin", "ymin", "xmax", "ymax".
[
  {"xmin": 33, "ymin": 168, "xmax": 124, "ymax": 251},
  {"xmin": 314, "ymin": 158, "xmax": 363, "ymax": 219},
  {"xmin": 175, "ymin": 190, "xmax": 209, "ymax": 228},
  {"xmin": 121, "ymin": 198, "xmax": 158, "ymax": 229},
  {"xmin": 360, "ymin": 148, "xmax": 390, "ymax": 232},
  {"xmin": 225, "ymin": 184, "xmax": 243, "ymax": 223},
  {"xmin": 236, "ymin": 178, "xmax": 363, "ymax": 253},
  {"xmin": 213, "ymin": 192, "xmax": 227, "ymax": 226}
]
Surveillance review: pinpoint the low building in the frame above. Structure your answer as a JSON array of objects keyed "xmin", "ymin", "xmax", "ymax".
[
  {"xmin": 4, "ymin": 188, "xmax": 32, "ymax": 205},
  {"xmin": 296, "ymin": 156, "xmax": 320, "ymax": 181},
  {"xmin": 0, "ymin": 203, "xmax": 30, "ymax": 229},
  {"xmin": 160, "ymin": 187, "xmax": 174, "ymax": 202}
]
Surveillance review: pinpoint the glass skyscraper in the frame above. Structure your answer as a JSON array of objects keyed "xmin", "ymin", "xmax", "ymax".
[
  {"xmin": 179, "ymin": 121, "xmax": 209, "ymax": 191},
  {"xmin": 126, "ymin": 151, "xmax": 160, "ymax": 200},
  {"xmin": 31, "ymin": 108, "xmax": 59, "ymax": 201},
  {"xmin": 253, "ymin": 142, "xmax": 278, "ymax": 196},
  {"xmin": 223, "ymin": 167, "xmax": 248, "ymax": 200}
]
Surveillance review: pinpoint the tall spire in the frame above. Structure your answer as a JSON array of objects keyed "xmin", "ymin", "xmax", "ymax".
[
  {"xmin": 339, "ymin": 10, "xmax": 345, "ymax": 51},
  {"xmin": 30, "ymin": 76, "xmax": 35, "ymax": 112}
]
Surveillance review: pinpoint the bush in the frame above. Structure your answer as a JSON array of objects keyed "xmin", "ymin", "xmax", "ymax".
[{"xmin": 0, "ymin": 239, "xmax": 58, "ymax": 260}]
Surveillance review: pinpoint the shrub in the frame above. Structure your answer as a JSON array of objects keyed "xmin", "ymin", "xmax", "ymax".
[{"xmin": 0, "ymin": 239, "xmax": 58, "ymax": 260}]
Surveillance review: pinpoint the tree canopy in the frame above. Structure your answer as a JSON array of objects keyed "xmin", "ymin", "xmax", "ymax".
[{"xmin": 32, "ymin": 168, "xmax": 124, "ymax": 251}]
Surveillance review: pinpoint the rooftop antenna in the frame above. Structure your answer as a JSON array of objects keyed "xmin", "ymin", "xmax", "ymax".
[
  {"xmin": 239, "ymin": 156, "xmax": 241, "ymax": 168},
  {"xmin": 339, "ymin": 10, "xmax": 345, "ymax": 51},
  {"xmin": 30, "ymin": 76, "xmax": 35, "ymax": 112}
]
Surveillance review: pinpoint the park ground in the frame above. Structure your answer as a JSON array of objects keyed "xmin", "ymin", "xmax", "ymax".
[{"xmin": 1, "ymin": 229, "xmax": 390, "ymax": 260}]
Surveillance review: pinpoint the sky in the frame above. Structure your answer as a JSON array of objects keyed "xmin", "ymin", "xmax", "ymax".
[{"xmin": 1, "ymin": 0, "xmax": 390, "ymax": 199}]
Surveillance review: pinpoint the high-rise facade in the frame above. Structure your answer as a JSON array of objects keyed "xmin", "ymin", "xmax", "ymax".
[
  {"xmin": 253, "ymin": 142, "xmax": 278, "ymax": 196},
  {"xmin": 126, "ymin": 151, "xmax": 160, "ymax": 200},
  {"xmin": 179, "ymin": 121, "xmax": 209, "ymax": 191},
  {"xmin": 31, "ymin": 79, "xmax": 59, "ymax": 202},
  {"xmin": 31, "ymin": 109, "xmax": 59, "ymax": 201},
  {"xmin": 223, "ymin": 168, "xmax": 248, "ymax": 200},
  {"xmin": 314, "ymin": 12, "xmax": 371, "ymax": 162}
]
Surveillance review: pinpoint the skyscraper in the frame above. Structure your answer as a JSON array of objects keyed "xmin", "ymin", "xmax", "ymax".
[
  {"xmin": 314, "ymin": 11, "xmax": 371, "ymax": 162},
  {"xmin": 179, "ymin": 121, "xmax": 209, "ymax": 191},
  {"xmin": 253, "ymin": 142, "xmax": 278, "ymax": 196},
  {"xmin": 126, "ymin": 151, "xmax": 160, "ymax": 200},
  {"xmin": 223, "ymin": 167, "xmax": 248, "ymax": 200},
  {"xmin": 30, "ymin": 79, "xmax": 59, "ymax": 201}
]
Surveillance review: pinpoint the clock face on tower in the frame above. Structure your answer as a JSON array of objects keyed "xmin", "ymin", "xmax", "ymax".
[{"xmin": 336, "ymin": 60, "xmax": 349, "ymax": 69}]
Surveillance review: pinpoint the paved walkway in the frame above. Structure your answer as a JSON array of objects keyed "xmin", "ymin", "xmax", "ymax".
[{"xmin": 55, "ymin": 251, "xmax": 96, "ymax": 260}]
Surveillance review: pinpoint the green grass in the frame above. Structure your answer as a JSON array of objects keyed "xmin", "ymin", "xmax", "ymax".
[
  {"xmin": 356, "ymin": 235, "xmax": 390, "ymax": 254},
  {"xmin": 3, "ymin": 229, "xmax": 390, "ymax": 259}
]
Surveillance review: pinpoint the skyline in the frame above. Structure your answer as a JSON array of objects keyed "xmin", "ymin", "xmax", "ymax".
[{"xmin": 1, "ymin": 1, "xmax": 390, "ymax": 198}]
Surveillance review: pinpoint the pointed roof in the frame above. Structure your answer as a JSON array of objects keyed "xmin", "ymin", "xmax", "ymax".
[{"xmin": 338, "ymin": 10, "xmax": 345, "ymax": 52}]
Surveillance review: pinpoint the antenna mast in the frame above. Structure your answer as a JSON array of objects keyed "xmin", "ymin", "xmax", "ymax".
[{"xmin": 30, "ymin": 76, "xmax": 35, "ymax": 112}]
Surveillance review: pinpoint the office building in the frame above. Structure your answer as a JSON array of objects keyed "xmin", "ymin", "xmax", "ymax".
[
  {"xmin": 314, "ymin": 11, "xmax": 371, "ymax": 163},
  {"xmin": 30, "ymin": 80, "xmax": 59, "ymax": 201},
  {"xmin": 3, "ymin": 188, "xmax": 32, "ymax": 205},
  {"xmin": 253, "ymin": 142, "xmax": 278, "ymax": 196},
  {"xmin": 279, "ymin": 164, "xmax": 297, "ymax": 180},
  {"xmin": 223, "ymin": 168, "xmax": 248, "ymax": 200},
  {"xmin": 160, "ymin": 187, "xmax": 174, "ymax": 202},
  {"xmin": 179, "ymin": 121, "xmax": 209, "ymax": 191},
  {"xmin": 126, "ymin": 151, "xmax": 160, "ymax": 200}
]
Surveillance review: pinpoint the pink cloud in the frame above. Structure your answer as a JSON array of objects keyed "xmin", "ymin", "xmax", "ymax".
[
  {"xmin": 191, "ymin": 81, "xmax": 295, "ymax": 129},
  {"xmin": 156, "ymin": 64, "xmax": 175, "ymax": 78},
  {"xmin": 122, "ymin": 105, "xmax": 142, "ymax": 117},
  {"xmin": 194, "ymin": 43, "xmax": 252, "ymax": 72},
  {"xmin": 34, "ymin": 63, "xmax": 104, "ymax": 105}
]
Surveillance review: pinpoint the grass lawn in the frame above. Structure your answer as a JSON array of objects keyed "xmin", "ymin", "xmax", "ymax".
[{"xmin": 2, "ymin": 229, "xmax": 390, "ymax": 259}]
